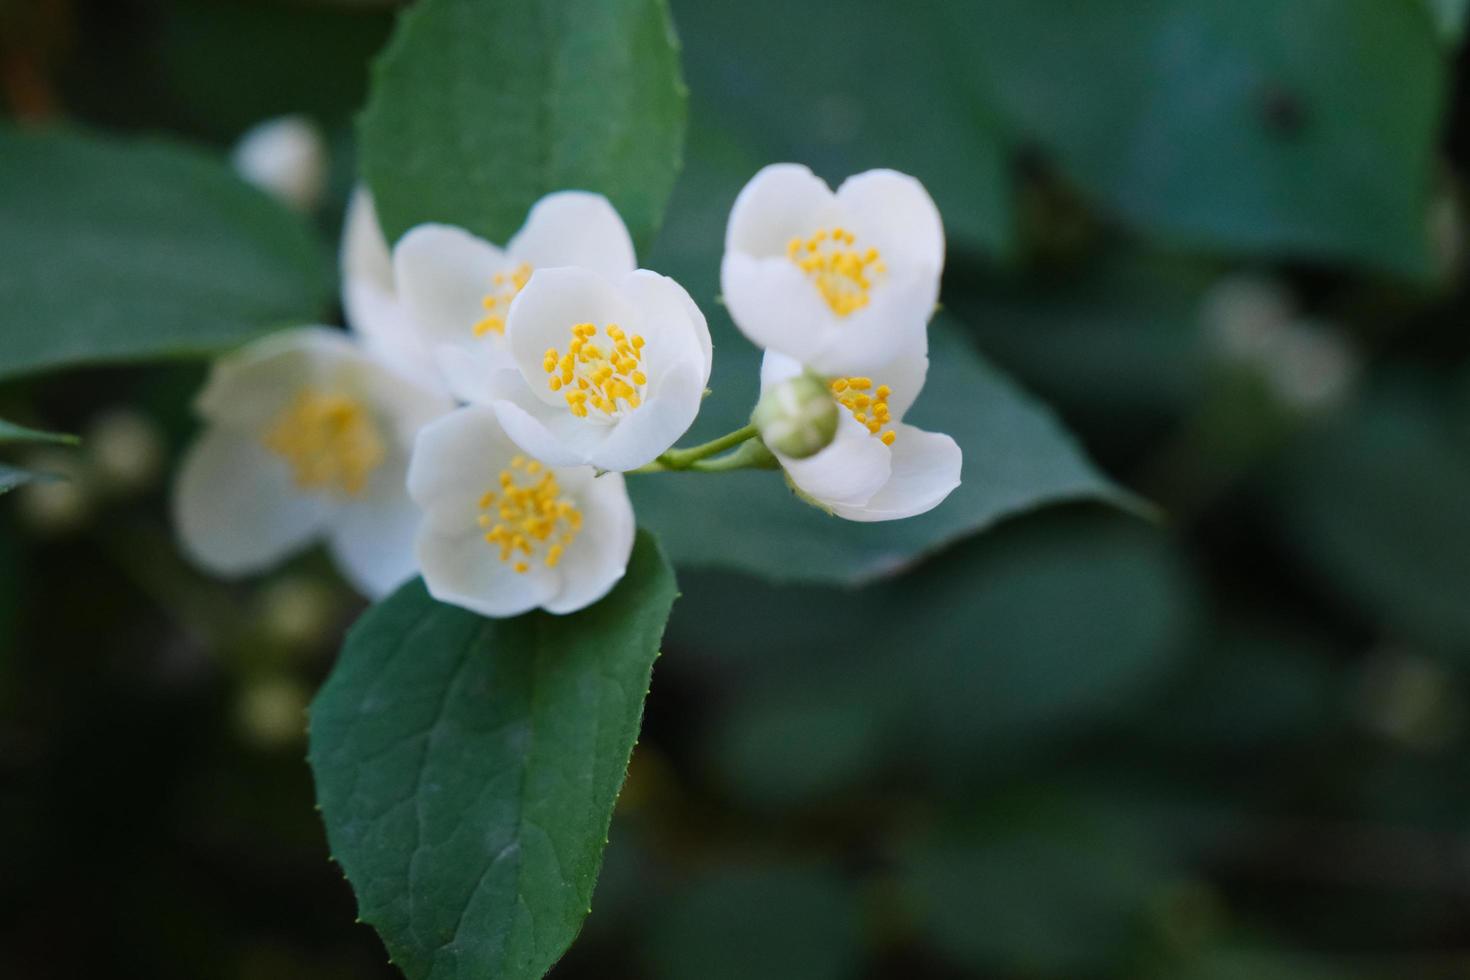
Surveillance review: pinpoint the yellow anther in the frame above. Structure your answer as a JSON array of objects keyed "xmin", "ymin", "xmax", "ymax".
[
  {"xmin": 262, "ymin": 389, "xmax": 385, "ymax": 497},
  {"xmin": 474, "ymin": 263, "xmax": 533, "ymax": 337},
  {"xmin": 788, "ymin": 227, "xmax": 885, "ymax": 316},
  {"xmin": 881, "ymin": 430, "xmax": 896, "ymax": 446},
  {"xmin": 477, "ymin": 458, "xmax": 582, "ymax": 573},
  {"xmin": 543, "ymin": 321, "xmax": 651, "ymax": 419},
  {"xmin": 830, "ymin": 375, "xmax": 898, "ymax": 447}
]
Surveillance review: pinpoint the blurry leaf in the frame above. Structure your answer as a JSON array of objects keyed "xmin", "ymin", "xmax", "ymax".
[
  {"xmin": 0, "ymin": 126, "xmax": 331, "ymax": 382},
  {"xmin": 1424, "ymin": 0, "xmax": 1470, "ymax": 42},
  {"xmin": 632, "ymin": 318, "xmax": 1140, "ymax": 584},
  {"xmin": 643, "ymin": 865, "xmax": 863, "ymax": 980},
  {"xmin": 0, "ymin": 420, "xmax": 78, "ymax": 446},
  {"xmin": 1158, "ymin": 943, "xmax": 1372, "ymax": 980},
  {"xmin": 308, "ymin": 533, "xmax": 677, "ymax": 980},
  {"xmin": 0, "ymin": 463, "xmax": 53, "ymax": 496},
  {"xmin": 951, "ymin": 0, "xmax": 1444, "ymax": 278},
  {"xmin": 360, "ymin": 0, "xmax": 687, "ymax": 251},
  {"xmin": 670, "ymin": 0, "xmax": 1012, "ymax": 253},
  {"xmin": 1273, "ymin": 380, "xmax": 1470, "ymax": 649},
  {"xmin": 902, "ymin": 802, "xmax": 1174, "ymax": 976},
  {"xmin": 675, "ymin": 511, "xmax": 1195, "ymax": 786}
]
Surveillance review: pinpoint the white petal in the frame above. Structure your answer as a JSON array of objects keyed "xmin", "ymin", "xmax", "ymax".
[
  {"xmin": 779, "ymin": 413, "xmax": 892, "ymax": 507},
  {"xmin": 351, "ymin": 354, "xmax": 455, "ymax": 445},
  {"xmin": 327, "ymin": 462, "xmax": 421, "ymax": 599},
  {"xmin": 506, "ymin": 267, "xmax": 634, "ymax": 407},
  {"xmin": 621, "ymin": 269, "xmax": 712, "ymax": 382},
  {"xmin": 759, "ymin": 350, "xmax": 805, "ymax": 390},
  {"xmin": 433, "ymin": 343, "xmax": 522, "ymax": 406},
  {"xmin": 417, "ymin": 525, "xmax": 559, "ymax": 618},
  {"xmin": 343, "ymin": 279, "xmax": 444, "ymax": 393},
  {"xmin": 393, "ymin": 224, "xmax": 509, "ymax": 348},
  {"xmin": 340, "ymin": 186, "xmax": 395, "ymax": 295},
  {"xmin": 543, "ymin": 472, "xmax": 635, "ymax": 614},
  {"xmin": 507, "ymin": 191, "xmax": 637, "ymax": 275},
  {"xmin": 805, "ymin": 268, "xmax": 936, "ymax": 376},
  {"xmin": 862, "ymin": 332, "xmax": 930, "ymax": 423},
  {"xmin": 721, "ymin": 251, "xmax": 840, "ymax": 366},
  {"xmin": 585, "ymin": 361, "xmax": 702, "ymax": 472},
  {"xmin": 173, "ymin": 426, "xmax": 330, "ymax": 576},
  {"xmin": 407, "ymin": 406, "xmax": 523, "ymax": 534},
  {"xmin": 835, "ymin": 169, "xmax": 945, "ymax": 276},
  {"xmin": 195, "ymin": 327, "xmax": 359, "ymax": 428},
  {"xmin": 491, "ymin": 392, "xmax": 611, "ymax": 467},
  {"xmin": 725, "ymin": 163, "xmax": 840, "ymax": 258},
  {"xmin": 830, "ymin": 424, "xmax": 961, "ymax": 522}
]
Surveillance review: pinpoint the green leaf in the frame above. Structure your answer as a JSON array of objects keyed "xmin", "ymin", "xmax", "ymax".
[
  {"xmin": 670, "ymin": 0, "xmax": 1012, "ymax": 254},
  {"xmin": 1424, "ymin": 0, "xmax": 1470, "ymax": 42},
  {"xmin": 0, "ymin": 464, "xmax": 44, "ymax": 496},
  {"xmin": 643, "ymin": 865, "xmax": 864, "ymax": 980},
  {"xmin": 308, "ymin": 532, "xmax": 678, "ymax": 980},
  {"xmin": 360, "ymin": 0, "xmax": 687, "ymax": 252},
  {"xmin": 631, "ymin": 317, "xmax": 1141, "ymax": 584},
  {"xmin": 950, "ymin": 0, "xmax": 1445, "ymax": 278},
  {"xmin": 0, "ymin": 419, "xmax": 79, "ymax": 446},
  {"xmin": 1273, "ymin": 379, "xmax": 1470, "ymax": 650},
  {"xmin": 0, "ymin": 126, "xmax": 331, "ymax": 382}
]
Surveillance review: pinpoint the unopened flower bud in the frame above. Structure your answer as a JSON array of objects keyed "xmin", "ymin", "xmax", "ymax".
[
  {"xmin": 235, "ymin": 675, "xmax": 309, "ymax": 749},
  {"xmin": 752, "ymin": 372, "xmax": 838, "ymax": 459},
  {"xmin": 231, "ymin": 115, "xmax": 327, "ymax": 212},
  {"xmin": 15, "ymin": 450, "xmax": 91, "ymax": 535},
  {"xmin": 86, "ymin": 407, "xmax": 165, "ymax": 495}
]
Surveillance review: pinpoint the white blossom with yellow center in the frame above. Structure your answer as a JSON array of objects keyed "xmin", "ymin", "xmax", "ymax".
[
  {"xmin": 721, "ymin": 163, "xmax": 945, "ymax": 376},
  {"xmin": 390, "ymin": 191, "xmax": 637, "ymax": 405},
  {"xmin": 759, "ymin": 334, "xmax": 961, "ymax": 522},
  {"xmin": 173, "ymin": 328, "xmax": 452, "ymax": 598},
  {"xmin": 489, "ymin": 267, "xmax": 713, "ymax": 472},
  {"xmin": 408, "ymin": 406, "xmax": 635, "ymax": 617}
]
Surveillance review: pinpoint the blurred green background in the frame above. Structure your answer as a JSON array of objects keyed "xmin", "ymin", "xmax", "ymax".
[{"xmin": 6, "ymin": 0, "xmax": 1470, "ymax": 977}]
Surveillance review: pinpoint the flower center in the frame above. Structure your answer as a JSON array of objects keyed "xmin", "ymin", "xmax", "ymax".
[
  {"xmin": 787, "ymin": 227, "xmax": 886, "ymax": 317},
  {"xmin": 474, "ymin": 262, "xmax": 533, "ymax": 337},
  {"xmin": 262, "ymin": 389, "xmax": 386, "ymax": 497},
  {"xmin": 830, "ymin": 376, "xmax": 896, "ymax": 445},
  {"xmin": 542, "ymin": 322, "xmax": 649, "ymax": 419},
  {"xmin": 476, "ymin": 455, "xmax": 583, "ymax": 574}
]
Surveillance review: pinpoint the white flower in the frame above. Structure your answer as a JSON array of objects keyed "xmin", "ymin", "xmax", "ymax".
[
  {"xmin": 231, "ymin": 115, "xmax": 327, "ymax": 212},
  {"xmin": 340, "ymin": 188, "xmax": 445, "ymax": 392},
  {"xmin": 392, "ymin": 193, "xmax": 638, "ymax": 404},
  {"xmin": 174, "ymin": 327, "xmax": 452, "ymax": 598},
  {"xmin": 761, "ymin": 335, "xmax": 961, "ymax": 522},
  {"xmin": 407, "ymin": 406, "xmax": 635, "ymax": 617},
  {"xmin": 489, "ymin": 266, "xmax": 713, "ymax": 472},
  {"xmin": 722, "ymin": 163, "xmax": 945, "ymax": 376}
]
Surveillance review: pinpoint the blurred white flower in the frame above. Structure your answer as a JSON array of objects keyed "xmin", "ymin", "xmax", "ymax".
[
  {"xmin": 392, "ymin": 193, "xmax": 637, "ymax": 404},
  {"xmin": 173, "ymin": 327, "xmax": 451, "ymax": 598},
  {"xmin": 85, "ymin": 407, "xmax": 165, "ymax": 494},
  {"xmin": 722, "ymin": 163, "xmax": 944, "ymax": 375},
  {"xmin": 1200, "ymin": 274, "xmax": 1295, "ymax": 365},
  {"xmin": 231, "ymin": 115, "xmax": 327, "ymax": 212},
  {"xmin": 340, "ymin": 188, "xmax": 445, "ymax": 392},
  {"xmin": 408, "ymin": 406, "xmax": 635, "ymax": 617},
  {"xmin": 761, "ymin": 335, "xmax": 961, "ymax": 522},
  {"xmin": 1262, "ymin": 318, "xmax": 1360, "ymax": 414},
  {"xmin": 236, "ymin": 675, "xmax": 309, "ymax": 748},
  {"xmin": 490, "ymin": 267, "xmax": 713, "ymax": 472}
]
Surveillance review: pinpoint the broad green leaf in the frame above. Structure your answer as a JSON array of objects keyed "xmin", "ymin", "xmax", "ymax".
[
  {"xmin": 631, "ymin": 317, "xmax": 1141, "ymax": 584},
  {"xmin": 308, "ymin": 533, "xmax": 677, "ymax": 980},
  {"xmin": 1272, "ymin": 380, "xmax": 1470, "ymax": 650},
  {"xmin": 0, "ymin": 126, "xmax": 331, "ymax": 382},
  {"xmin": 643, "ymin": 865, "xmax": 863, "ymax": 980},
  {"xmin": 0, "ymin": 420, "xmax": 78, "ymax": 446},
  {"xmin": 671, "ymin": 0, "xmax": 1012, "ymax": 254},
  {"xmin": 360, "ymin": 0, "xmax": 687, "ymax": 251},
  {"xmin": 949, "ymin": 0, "xmax": 1445, "ymax": 278}
]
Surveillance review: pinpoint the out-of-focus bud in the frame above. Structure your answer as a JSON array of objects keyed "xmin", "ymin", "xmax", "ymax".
[
  {"xmin": 1356, "ymin": 649, "xmax": 1461, "ymax": 751},
  {"xmin": 235, "ymin": 675, "xmax": 309, "ymax": 748},
  {"xmin": 231, "ymin": 114, "xmax": 328, "ymax": 212},
  {"xmin": 751, "ymin": 372, "xmax": 838, "ymax": 459},
  {"xmin": 86, "ymin": 407, "xmax": 165, "ymax": 495},
  {"xmin": 1428, "ymin": 179, "xmax": 1465, "ymax": 285},
  {"xmin": 1262, "ymin": 318, "xmax": 1360, "ymax": 415},
  {"xmin": 15, "ymin": 449, "xmax": 91, "ymax": 535},
  {"xmin": 1199, "ymin": 274, "xmax": 1294, "ymax": 365},
  {"xmin": 257, "ymin": 574, "xmax": 339, "ymax": 649}
]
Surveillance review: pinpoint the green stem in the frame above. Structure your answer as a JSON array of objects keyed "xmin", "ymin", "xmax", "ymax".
[{"xmin": 635, "ymin": 423, "xmax": 761, "ymax": 473}]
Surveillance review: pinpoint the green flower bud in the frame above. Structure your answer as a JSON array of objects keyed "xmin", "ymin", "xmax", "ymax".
[{"xmin": 752, "ymin": 373, "xmax": 838, "ymax": 459}]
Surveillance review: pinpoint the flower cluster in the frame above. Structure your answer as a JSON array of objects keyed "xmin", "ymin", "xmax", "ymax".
[{"xmin": 175, "ymin": 163, "xmax": 961, "ymax": 616}]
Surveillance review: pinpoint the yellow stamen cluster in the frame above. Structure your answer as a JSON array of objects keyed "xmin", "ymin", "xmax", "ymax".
[
  {"xmin": 542, "ymin": 322, "xmax": 648, "ymax": 418},
  {"xmin": 262, "ymin": 389, "xmax": 386, "ymax": 496},
  {"xmin": 787, "ymin": 227, "xmax": 886, "ymax": 317},
  {"xmin": 474, "ymin": 262, "xmax": 533, "ymax": 337},
  {"xmin": 477, "ymin": 455, "xmax": 583, "ymax": 574},
  {"xmin": 830, "ymin": 376, "xmax": 896, "ymax": 446}
]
